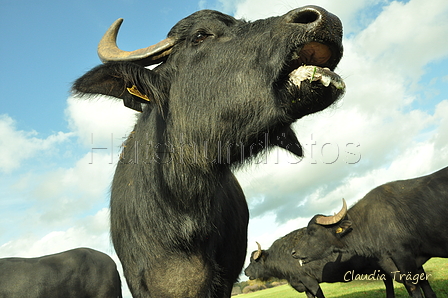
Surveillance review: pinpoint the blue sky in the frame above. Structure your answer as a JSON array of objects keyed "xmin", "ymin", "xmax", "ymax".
[
  {"xmin": 1, "ymin": 0, "xmax": 448, "ymax": 295},
  {"xmin": 1, "ymin": 0, "xmax": 226, "ymax": 135}
]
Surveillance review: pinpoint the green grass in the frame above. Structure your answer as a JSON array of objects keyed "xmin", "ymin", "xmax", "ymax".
[{"xmin": 241, "ymin": 258, "xmax": 448, "ymax": 298}]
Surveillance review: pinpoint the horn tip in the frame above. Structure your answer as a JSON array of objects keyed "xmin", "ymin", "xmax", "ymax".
[{"xmin": 113, "ymin": 18, "xmax": 124, "ymax": 25}]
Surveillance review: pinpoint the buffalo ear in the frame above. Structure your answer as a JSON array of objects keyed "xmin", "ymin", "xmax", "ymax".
[
  {"xmin": 335, "ymin": 220, "xmax": 352, "ymax": 238},
  {"xmin": 72, "ymin": 62, "xmax": 164, "ymax": 112}
]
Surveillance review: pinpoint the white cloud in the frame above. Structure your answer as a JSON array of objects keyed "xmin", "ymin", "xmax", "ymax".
[
  {"xmin": 0, "ymin": 115, "xmax": 72, "ymax": 173},
  {"xmin": 1, "ymin": 95, "xmax": 139, "ymax": 246},
  {"xmin": 2, "ymin": 95, "xmax": 140, "ymax": 235},
  {"xmin": 0, "ymin": 208, "xmax": 111, "ymax": 258},
  {"xmin": 66, "ymin": 96, "xmax": 137, "ymax": 147},
  {"xmin": 354, "ymin": 0, "xmax": 448, "ymax": 80},
  {"xmin": 31, "ymin": 152, "xmax": 116, "ymax": 225},
  {"xmin": 234, "ymin": 0, "xmax": 294, "ymax": 19},
  {"xmin": 430, "ymin": 100, "xmax": 448, "ymax": 163},
  {"xmin": 0, "ymin": 208, "xmax": 132, "ymax": 297},
  {"xmin": 1, "ymin": 94, "xmax": 143, "ymax": 297},
  {"xmin": 234, "ymin": 0, "xmax": 448, "ymax": 252},
  {"xmin": 234, "ymin": 0, "xmax": 381, "ymax": 34}
]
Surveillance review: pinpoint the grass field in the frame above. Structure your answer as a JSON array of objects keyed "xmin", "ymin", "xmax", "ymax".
[{"xmin": 241, "ymin": 258, "xmax": 448, "ymax": 298}]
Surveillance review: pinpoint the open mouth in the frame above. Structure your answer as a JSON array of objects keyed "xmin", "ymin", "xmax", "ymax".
[{"xmin": 285, "ymin": 42, "xmax": 345, "ymax": 91}]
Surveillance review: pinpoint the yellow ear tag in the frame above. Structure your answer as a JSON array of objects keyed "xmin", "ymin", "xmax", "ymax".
[
  {"xmin": 336, "ymin": 227, "xmax": 343, "ymax": 234},
  {"xmin": 127, "ymin": 85, "xmax": 150, "ymax": 102}
]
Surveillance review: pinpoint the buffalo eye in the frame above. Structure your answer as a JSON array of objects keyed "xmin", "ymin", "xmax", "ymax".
[{"xmin": 192, "ymin": 31, "xmax": 212, "ymax": 44}]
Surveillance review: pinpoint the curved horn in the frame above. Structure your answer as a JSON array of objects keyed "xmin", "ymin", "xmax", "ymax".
[
  {"xmin": 98, "ymin": 18, "xmax": 176, "ymax": 65},
  {"xmin": 253, "ymin": 242, "xmax": 262, "ymax": 260},
  {"xmin": 315, "ymin": 198, "xmax": 347, "ymax": 225}
]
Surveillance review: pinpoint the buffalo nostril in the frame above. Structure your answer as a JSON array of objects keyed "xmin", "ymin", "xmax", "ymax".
[
  {"xmin": 291, "ymin": 249, "xmax": 296, "ymax": 256},
  {"xmin": 285, "ymin": 6, "xmax": 323, "ymax": 25},
  {"xmin": 291, "ymin": 9, "xmax": 320, "ymax": 24}
]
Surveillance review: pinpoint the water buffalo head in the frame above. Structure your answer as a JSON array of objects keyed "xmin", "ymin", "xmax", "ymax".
[
  {"xmin": 73, "ymin": 6, "xmax": 344, "ymax": 165},
  {"xmin": 292, "ymin": 199, "xmax": 352, "ymax": 264},
  {"xmin": 244, "ymin": 242, "xmax": 268, "ymax": 280}
]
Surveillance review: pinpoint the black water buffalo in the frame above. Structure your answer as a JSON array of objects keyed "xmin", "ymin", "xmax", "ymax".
[
  {"xmin": 0, "ymin": 248, "xmax": 122, "ymax": 298},
  {"xmin": 245, "ymin": 228, "xmax": 394, "ymax": 298},
  {"xmin": 72, "ymin": 6, "xmax": 344, "ymax": 298},
  {"xmin": 292, "ymin": 166, "xmax": 448, "ymax": 298}
]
